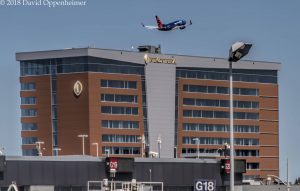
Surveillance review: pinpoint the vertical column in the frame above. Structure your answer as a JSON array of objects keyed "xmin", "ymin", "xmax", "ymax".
[{"xmin": 145, "ymin": 62, "xmax": 176, "ymax": 158}]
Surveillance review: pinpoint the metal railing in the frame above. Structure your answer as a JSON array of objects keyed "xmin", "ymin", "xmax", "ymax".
[{"xmin": 87, "ymin": 180, "xmax": 163, "ymax": 191}]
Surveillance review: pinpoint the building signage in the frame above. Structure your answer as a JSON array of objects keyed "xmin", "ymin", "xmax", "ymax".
[
  {"xmin": 73, "ymin": 81, "xmax": 83, "ymax": 97},
  {"xmin": 194, "ymin": 180, "xmax": 216, "ymax": 191},
  {"xmin": 109, "ymin": 157, "xmax": 118, "ymax": 171},
  {"xmin": 144, "ymin": 54, "xmax": 176, "ymax": 64},
  {"xmin": 224, "ymin": 159, "xmax": 230, "ymax": 174}
]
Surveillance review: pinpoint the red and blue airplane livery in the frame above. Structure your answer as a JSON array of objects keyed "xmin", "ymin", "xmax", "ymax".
[{"xmin": 142, "ymin": 15, "xmax": 192, "ymax": 31}]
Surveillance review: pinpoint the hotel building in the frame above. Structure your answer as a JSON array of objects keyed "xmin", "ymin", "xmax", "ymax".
[{"xmin": 16, "ymin": 46, "xmax": 280, "ymax": 180}]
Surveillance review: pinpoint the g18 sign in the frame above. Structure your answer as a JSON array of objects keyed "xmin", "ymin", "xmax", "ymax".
[{"xmin": 194, "ymin": 180, "xmax": 216, "ymax": 191}]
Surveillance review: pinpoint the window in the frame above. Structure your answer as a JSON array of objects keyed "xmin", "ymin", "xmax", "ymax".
[
  {"xmin": 102, "ymin": 135, "xmax": 139, "ymax": 143},
  {"xmin": 102, "ymin": 120, "xmax": 139, "ymax": 129},
  {"xmin": 247, "ymin": 163, "xmax": 260, "ymax": 170},
  {"xmin": 101, "ymin": 94, "xmax": 138, "ymax": 103},
  {"xmin": 100, "ymin": 80, "xmax": 137, "ymax": 89},
  {"xmin": 177, "ymin": 68, "xmax": 277, "ymax": 83},
  {"xmin": 22, "ymin": 149, "xmax": 38, "ymax": 156},
  {"xmin": 183, "ymin": 98, "xmax": 259, "ymax": 109},
  {"xmin": 20, "ymin": 60, "xmax": 50, "ymax": 76},
  {"xmin": 53, "ymin": 132, "xmax": 58, "ymax": 147},
  {"xmin": 236, "ymin": 150, "xmax": 259, "ymax": 156},
  {"xmin": 183, "ymin": 84, "xmax": 259, "ymax": 96},
  {"xmin": 21, "ymin": 109, "xmax": 37, "ymax": 117},
  {"xmin": 21, "ymin": 97, "xmax": 36, "ymax": 105},
  {"xmin": 21, "ymin": 82, "xmax": 36, "ymax": 91},
  {"xmin": 102, "ymin": 147, "xmax": 140, "ymax": 155},
  {"xmin": 22, "ymin": 137, "xmax": 38, "ymax": 145},
  {"xmin": 183, "ymin": 110, "xmax": 259, "ymax": 120},
  {"xmin": 21, "ymin": 123, "xmax": 37, "ymax": 131},
  {"xmin": 182, "ymin": 137, "xmax": 259, "ymax": 146},
  {"xmin": 183, "ymin": 123, "xmax": 259, "ymax": 133},
  {"xmin": 101, "ymin": 106, "xmax": 138, "ymax": 115}
]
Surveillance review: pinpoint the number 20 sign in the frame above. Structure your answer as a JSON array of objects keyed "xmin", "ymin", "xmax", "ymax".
[{"xmin": 194, "ymin": 180, "xmax": 216, "ymax": 191}]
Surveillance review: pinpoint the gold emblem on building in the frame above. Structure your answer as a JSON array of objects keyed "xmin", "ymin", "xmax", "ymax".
[
  {"xmin": 73, "ymin": 81, "xmax": 83, "ymax": 97},
  {"xmin": 144, "ymin": 54, "xmax": 176, "ymax": 65}
]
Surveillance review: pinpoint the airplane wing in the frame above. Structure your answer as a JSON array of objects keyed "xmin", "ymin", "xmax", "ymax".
[{"xmin": 141, "ymin": 23, "xmax": 158, "ymax": 30}]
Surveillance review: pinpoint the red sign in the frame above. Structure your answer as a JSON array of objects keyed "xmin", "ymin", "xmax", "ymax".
[
  {"xmin": 109, "ymin": 157, "xmax": 118, "ymax": 170},
  {"xmin": 225, "ymin": 159, "xmax": 230, "ymax": 174}
]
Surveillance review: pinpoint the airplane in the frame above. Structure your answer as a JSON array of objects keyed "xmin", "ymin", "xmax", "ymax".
[{"xmin": 142, "ymin": 15, "xmax": 192, "ymax": 31}]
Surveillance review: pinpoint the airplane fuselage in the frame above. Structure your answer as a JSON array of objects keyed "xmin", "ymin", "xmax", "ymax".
[{"xmin": 158, "ymin": 20, "xmax": 187, "ymax": 31}]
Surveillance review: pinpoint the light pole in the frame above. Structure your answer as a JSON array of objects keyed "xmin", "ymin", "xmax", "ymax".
[
  {"xmin": 228, "ymin": 42, "xmax": 252, "ymax": 191},
  {"xmin": 192, "ymin": 138, "xmax": 200, "ymax": 159},
  {"xmin": 53, "ymin": 147, "xmax": 61, "ymax": 156},
  {"xmin": 149, "ymin": 168, "xmax": 152, "ymax": 191},
  {"xmin": 157, "ymin": 135, "xmax": 162, "ymax": 158},
  {"xmin": 137, "ymin": 135, "xmax": 145, "ymax": 157},
  {"xmin": 77, "ymin": 134, "xmax": 88, "ymax": 155},
  {"xmin": 174, "ymin": 146, "xmax": 177, "ymax": 158},
  {"xmin": 92, "ymin": 142, "xmax": 99, "ymax": 157},
  {"xmin": 35, "ymin": 141, "xmax": 45, "ymax": 156}
]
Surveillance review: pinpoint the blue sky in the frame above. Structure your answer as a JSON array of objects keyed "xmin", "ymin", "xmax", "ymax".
[{"xmin": 0, "ymin": 0, "xmax": 299, "ymax": 182}]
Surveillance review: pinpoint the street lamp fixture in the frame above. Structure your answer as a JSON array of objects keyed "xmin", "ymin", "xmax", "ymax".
[
  {"xmin": 77, "ymin": 134, "xmax": 88, "ymax": 155},
  {"xmin": 137, "ymin": 135, "xmax": 145, "ymax": 157},
  {"xmin": 92, "ymin": 142, "xmax": 99, "ymax": 157},
  {"xmin": 228, "ymin": 42, "xmax": 252, "ymax": 191},
  {"xmin": 192, "ymin": 138, "xmax": 200, "ymax": 159},
  {"xmin": 35, "ymin": 141, "xmax": 45, "ymax": 156},
  {"xmin": 157, "ymin": 135, "xmax": 162, "ymax": 158}
]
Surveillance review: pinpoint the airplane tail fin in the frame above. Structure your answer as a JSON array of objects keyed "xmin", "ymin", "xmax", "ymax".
[{"xmin": 155, "ymin": 15, "xmax": 163, "ymax": 29}]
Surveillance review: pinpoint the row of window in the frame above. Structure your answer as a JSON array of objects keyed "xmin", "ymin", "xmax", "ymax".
[
  {"xmin": 101, "ymin": 94, "xmax": 138, "ymax": 103},
  {"xmin": 22, "ymin": 137, "xmax": 38, "ymax": 145},
  {"xmin": 58, "ymin": 63, "xmax": 144, "ymax": 75},
  {"xmin": 102, "ymin": 120, "xmax": 139, "ymax": 129},
  {"xmin": 177, "ymin": 69, "xmax": 277, "ymax": 84},
  {"xmin": 182, "ymin": 137, "xmax": 259, "ymax": 146},
  {"xmin": 22, "ymin": 123, "xmax": 38, "ymax": 131},
  {"xmin": 101, "ymin": 80, "xmax": 137, "ymax": 89},
  {"xmin": 101, "ymin": 106, "xmax": 138, "ymax": 115},
  {"xmin": 181, "ymin": 148, "xmax": 259, "ymax": 157},
  {"xmin": 182, "ymin": 123, "xmax": 259, "ymax": 133},
  {"xmin": 183, "ymin": 98, "xmax": 259, "ymax": 109},
  {"xmin": 183, "ymin": 85, "xmax": 259, "ymax": 96},
  {"xmin": 21, "ymin": 82, "xmax": 36, "ymax": 91},
  {"xmin": 21, "ymin": 109, "xmax": 37, "ymax": 117},
  {"xmin": 102, "ymin": 146, "xmax": 140, "ymax": 155},
  {"xmin": 183, "ymin": 110, "xmax": 259, "ymax": 120},
  {"xmin": 102, "ymin": 135, "xmax": 139, "ymax": 143},
  {"xmin": 20, "ymin": 60, "xmax": 145, "ymax": 76},
  {"xmin": 21, "ymin": 97, "xmax": 36, "ymax": 105}
]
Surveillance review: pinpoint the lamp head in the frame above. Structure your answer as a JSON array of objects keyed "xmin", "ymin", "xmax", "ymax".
[{"xmin": 229, "ymin": 42, "xmax": 252, "ymax": 62}]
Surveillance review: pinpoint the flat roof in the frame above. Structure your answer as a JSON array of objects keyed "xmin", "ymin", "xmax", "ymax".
[
  {"xmin": 4, "ymin": 155, "xmax": 217, "ymax": 163},
  {"xmin": 16, "ymin": 47, "xmax": 280, "ymax": 71}
]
